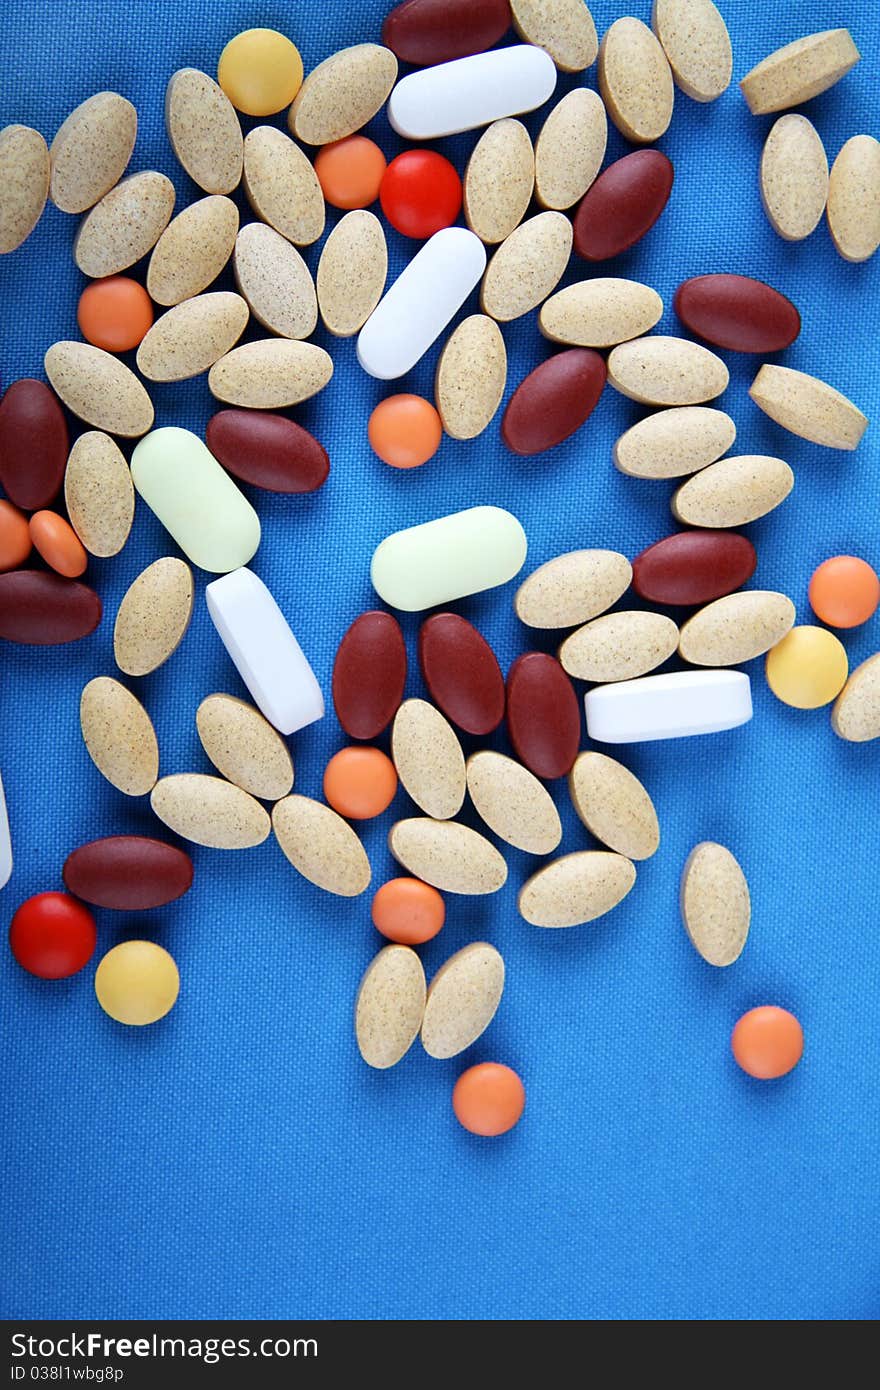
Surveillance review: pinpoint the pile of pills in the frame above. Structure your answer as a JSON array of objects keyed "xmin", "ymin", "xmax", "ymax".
[{"xmin": 2, "ymin": 1, "xmax": 880, "ymax": 1135}]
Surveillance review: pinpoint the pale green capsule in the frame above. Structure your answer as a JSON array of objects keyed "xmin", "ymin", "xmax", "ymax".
[
  {"xmin": 130, "ymin": 426, "xmax": 260, "ymax": 574},
  {"xmin": 371, "ymin": 505, "xmax": 527, "ymax": 611}
]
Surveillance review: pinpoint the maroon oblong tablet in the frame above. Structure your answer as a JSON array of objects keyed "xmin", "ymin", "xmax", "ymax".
[
  {"xmin": 573, "ymin": 150, "xmax": 674, "ymax": 262},
  {"xmin": 382, "ymin": 0, "xmax": 511, "ymax": 65},
  {"xmin": 502, "ymin": 349, "xmax": 606, "ymax": 456},
  {"xmin": 333, "ymin": 610, "xmax": 408, "ymax": 739},
  {"xmin": 674, "ymin": 274, "xmax": 801, "ymax": 354},
  {"xmin": 0, "ymin": 379, "xmax": 69, "ymax": 510},
  {"xmin": 206, "ymin": 409, "xmax": 330, "ymax": 493},
  {"xmin": 632, "ymin": 531, "xmax": 757, "ymax": 606},
  {"xmin": 418, "ymin": 613, "xmax": 505, "ymax": 735},
  {"xmin": 0, "ymin": 570, "xmax": 101, "ymax": 644},
  {"xmin": 63, "ymin": 836, "xmax": 194, "ymax": 910},
  {"xmin": 506, "ymin": 652, "xmax": 580, "ymax": 779}
]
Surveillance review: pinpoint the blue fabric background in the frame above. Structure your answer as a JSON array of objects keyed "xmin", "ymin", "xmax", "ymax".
[{"xmin": 1, "ymin": 0, "xmax": 879, "ymax": 1322}]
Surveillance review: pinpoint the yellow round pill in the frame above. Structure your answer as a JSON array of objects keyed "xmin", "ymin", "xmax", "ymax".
[
  {"xmin": 95, "ymin": 940, "xmax": 180, "ymax": 1026},
  {"xmin": 217, "ymin": 28, "xmax": 303, "ymax": 117},
  {"xmin": 765, "ymin": 625, "xmax": 849, "ymax": 709}
]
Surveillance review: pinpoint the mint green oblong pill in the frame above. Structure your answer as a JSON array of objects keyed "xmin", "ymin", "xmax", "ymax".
[
  {"xmin": 131, "ymin": 426, "xmax": 260, "ymax": 573},
  {"xmin": 371, "ymin": 505, "xmax": 527, "ymax": 611}
]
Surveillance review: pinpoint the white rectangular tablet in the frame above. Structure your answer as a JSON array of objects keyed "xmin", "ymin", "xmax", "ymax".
[
  {"xmin": 0, "ymin": 770, "xmax": 11, "ymax": 889},
  {"xmin": 357, "ymin": 227, "xmax": 486, "ymax": 380},
  {"xmin": 584, "ymin": 670, "xmax": 752, "ymax": 744},
  {"xmin": 388, "ymin": 45, "xmax": 557, "ymax": 139},
  {"xmin": 206, "ymin": 568, "xmax": 324, "ymax": 736}
]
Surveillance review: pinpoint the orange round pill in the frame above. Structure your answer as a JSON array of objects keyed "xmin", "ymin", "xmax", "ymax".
[
  {"xmin": 29, "ymin": 510, "xmax": 88, "ymax": 578},
  {"xmin": 323, "ymin": 746, "xmax": 398, "ymax": 820},
  {"xmin": 0, "ymin": 499, "xmax": 32, "ymax": 571},
  {"xmin": 368, "ymin": 394, "xmax": 443, "ymax": 470},
  {"xmin": 371, "ymin": 877, "xmax": 445, "ymax": 945},
  {"xmin": 314, "ymin": 136, "xmax": 387, "ymax": 209},
  {"xmin": 731, "ymin": 1006, "xmax": 803, "ymax": 1080},
  {"xmin": 808, "ymin": 554, "xmax": 880, "ymax": 628},
  {"xmin": 452, "ymin": 1063, "xmax": 526, "ymax": 1136},
  {"xmin": 77, "ymin": 276, "xmax": 154, "ymax": 353}
]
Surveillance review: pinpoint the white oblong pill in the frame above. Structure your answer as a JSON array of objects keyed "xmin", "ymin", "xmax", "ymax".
[
  {"xmin": 0, "ymin": 771, "xmax": 12, "ymax": 889},
  {"xmin": 206, "ymin": 568, "xmax": 324, "ymax": 736},
  {"xmin": 388, "ymin": 44, "xmax": 557, "ymax": 139},
  {"xmin": 371, "ymin": 505, "xmax": 527, "ymax": 611},
  {"xmin": 584, "ymin": 669, "xmax": 752, "ymax": 744},
  {"xmin": 356, "ymin": 227, "xmax": 486, "ymax": 380}
]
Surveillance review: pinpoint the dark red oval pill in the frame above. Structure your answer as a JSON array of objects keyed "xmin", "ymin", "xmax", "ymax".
[
  {"xmin": 632, "ymin": 531, "xmax": 758, "ymax": 607},
  {"xmin": 506, "ymin": 652, "xmax": 580, "ymax": 779},
  {"xmin": 502, "ymin": 349, "xmax": 606, "ymax": 456},
  {"xmin": 333, "ymin": 611, "xmax": 408, "ymax": 739},
  {"xmin": 573, "ymin": 150, "xmax": 674, "ymax": 262},
  {"xmin": 674, "ymin": 274, "xmax": 801, "ymax": 353},
  {"xmin": 418, "ymin": 613, "xmax": 504, "ymax": 735}
]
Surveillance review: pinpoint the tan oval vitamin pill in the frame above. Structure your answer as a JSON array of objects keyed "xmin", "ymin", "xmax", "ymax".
[
  {"xmin": 749, "ymin": 364, "xmax": 868, "ymax": 451},
  {"xmin": 208, "ymin": 339, "xmax": 333, "ymax": 409},
  {"xmin": 515, "ymin": 549, "xmax": 631, "ymax": 629},
  {"xmin": 0, "ymin": 124, "xmax": 49, "ymax": 254},
  {"xmin": 64, "ymin": 431, "xmax": 134, "ymax": 557},
  {"xmin": 671, "ymin": 455, "xmax": 794, "ymax": 528},
  {"xmin": 613, "ymin": 406, "xmax": 736, "ymax": 479},
  {"xmin": 481, "ymin": 211, "xmax": 572, "ymax": 322},
  {"xmin": 435, "ymin": 314, "xmax": 507, "ymax": 440},
  {"xmin": 421, "ymin": 942, "xmax": 505, "ymax": 1059},
  {"xmin": 391, "ymin": 698, "xmax": 466, "ymax": 820},
  {"xmin": 652, "ymin": 0, "xmax": 732, "ymax": 102},
  {"xmin": 165, "ymin": 68, "xmax": 243, "ymax": 195},
  {"xmin": 599, "ymin": 16, "xmax": 674, "ymax": 143},
  {"xmin": 466, "ymin": 750, "xmax": 562, "ymax": 855},
  {"xmin": 196, "ymin": 694, "xmax": 293, "ymax": 801},
  {"xmin": 569, "ymin": 751, "xmax": 659, "ymax": 860},
  {"xmin": 44, "ymin": 341, "xmax": 154, "ymax": 438},
  {"xmin": 608, "ymin": 336, "xmax": 729, "ymax": 406},
  {"xmin": 534, "ymin": 88, "xmax": 606, "ymax": 211},
  {"xmin": 832, "ymin": 652, "xmax": 880, "ymax": 742},
  {"xmin": 49, "ymin": 92, "xmax": 137, "ymax": 214},
  {"xmin": 511, "ymin": 0, "xmax": 598, "ymax": 73},
  {"xmin": 73, "ymin": 171, "xmax": 175, "ymax": 278},
  {"xmin": 464, "ymin": 118, "xmax": 535, "ymax": 244},
  {"xmin": 559, "ymin": 610, "xmax": 679, "ymax": 682},
  {"xmin": 317, "ymin": 210, "xmax": 388, "ymax": 338},
  {"xmin": 519, "ymin": 850, "xmax": 636, "ymax": 927},
  {"xmin": 147, "ymin": 195, "xmax": 239, "ymax": 306},
  {"xmin": 680, "ymin": 841, "xmax": 750, "ymax": 966},
  {"xmin": 679, "ymin": 591, "xmax": 795, "ymax": 666},
  {"xmin": 151, "ymin": 773, "xmax": 270, "ymax": 850},
  {"xmin": 760, "ymin": 115, "xmax": 828, "ymax": 242},
  {"xmin": 540, "ymin": 278, "xmax": 663, "ymax": 348},
  {"xmin": 80, "ymin": 676, "xmax": 159, "ymax": 797},
  {"xmin": 288, "ymin": 43, "xmax": 398, "ymax": 145},
  {"xmin": 388, "ymin": 818, "xmax": 508, "ymax": 895},
  {"xmin": 242, "ymin": 125, "xmax": 325, "ymax": 246},
  {"xmin": 136, "ymin": 292, "xmax": 249, "ymax": 382},
  {"xmin": 827, "ymin": 135, "xmax": 880, "ymax": 264},
  {"xmin": 356, "ymin": 945, "xmax": 426, "ymax": 1069},
  {"xmin": 740, "ymin": 28, "xmax": 859, "ymax": 116},
  {"xmin": 234, "ymin": 223, "xmax": 317, "ymax": 339},
  {"xmin": 114, "ymin": 556, "xmax": 194, "ymax": 676},
  {"xmin": 273, "ymin": 794, "xmax": 371, "ymax": 896}
]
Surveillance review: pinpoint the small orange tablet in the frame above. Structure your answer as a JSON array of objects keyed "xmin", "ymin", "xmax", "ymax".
[
  {"xmin": 731, "ymin": 1006, "xmax": 803, "ymax": 1079},
  {"xmin": 29, "ymin": 510, "xmax": 87, "ymax": 578},
  {"xmin": 452, "ymin": 1063, "xmax": 526, "ymax": 1136},
  {"xmin": 323, "ymin": 746, "xmax": 398, "ymax": 820},
  {"xmin": 0, "ymin": 500, "xmax": 31, "ymax": 571},
  {"xmin": 368, "ymin": 394, "xmax": 443, "ymax": 470},
  {"xmin": 77, "ymin": 276, "xmax": 154, "ymax": 352},
  {"xmin": 314, "ymin": 136, "xmax": 387, "ymax": 209},
  {"xmin": 371, "ymin": 878, "xmax": 445, "ymax": 945},
  {"xmin": 808, "ymin": 555, "xmax": 880, "ymax": 628}
]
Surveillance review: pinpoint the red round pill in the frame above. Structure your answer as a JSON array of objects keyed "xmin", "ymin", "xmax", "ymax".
[
  {"xmin": 9, "ymin": 891, "xmax": 97, "ymax": 979},
  {"xmin": 380, "ymin": 150, "xmax": 462, "ymax": 239}
]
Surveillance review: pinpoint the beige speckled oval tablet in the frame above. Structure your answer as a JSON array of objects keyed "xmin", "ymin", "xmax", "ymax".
[
  {"xmin": 467, "ymin": 750, "xmax": 562, "ymax": 855},
  {"xmin": 391, "ymin": 698, "xmax": 465, "ymax": 821},
  {"xmin": 511, "ymin": 0, "xmax": 598, "ymax": 72},
  {"xmin": 0, "ymin": 125, "xmax": 49, "ymax": 254},
  {"xmin": 389, "ymin": 818, "xmax": 507, "ymax": 895},
  {"xmin": 515, "ymin": 549, "xmax": 632, "ymax": 629},
  {"xmin": 569, "ymin": 751, "xmax": 658, "ymax": 861},
  {"xmin": 652, "ymin": 0, "xmax": 732, "ymax": 102},
  {"xmin": 613, "ymin": 406, "xmax": 737, "ymax": 479},
  {"xmin": 316, "ymin": 210, "xmax": 387, "ymax": 339},
  {"xmin": 519, "ymin": 850, "xmax": 635, "ymax": 927},
  {"xmin": 288, "ymin": 43, "xmax": 397, "ymax": 145},
  {"xmin": 599, "ymin": 16, "xmax": 674, "ymax": 144},
  {"xmin": 196, "ymin": 694, "xmax": 293, "ymax": 801},
  {"xmin": 152, "ymin": 773, "xmax": 270, "ymax": 850},
  {"xmin": 136, "ymin": 292, "xmax": 249, "ymax": 383},
  {"xmin": 832, "ymin": 652, "xmax": 880, "ymax": 742},
  {"xmin": 559, "ymin": 610, "xmax": 679, "ymax": 682},
  {"xmin": 435, "ymin": 314, "xmax": 507, "ymax": 440},
  {"xmin": 234, "ymin": 222, "xmax": 316, "ymax": 340},
  {"xmin": 421, "ymin": 943, "xmax": 505, "ymax": 1060},
  {"xmin": 481, "ymin": 211, "xmax": 572, "ymax": 322},
  {"xmin": 740, "ymin": 28, "xmax": 860, "ymax": 116},
  {"xmin": 540, "ymin": 278, "xmax": 663, "ymax": 348},
  {"xmin": 208, "ymin": 339, "xmax": 333, "ymax": 409},
  {"xmin": 827, "ymin": 135, "xmax": 880, "ymax": 264},
  {"xmin": 80, "ymin": 676, "xmax": 159, "ymax": 797},
  {"xmin": 680, "ymin": 841, "xmax": 750, "ymax": 966},
  {"xmin": 671, "ymin": 455, "xmax": 794, "ymax": 528},
  {"xmin": 165, "ymin": 68, "xmax": 243, "ymax": 195},
  {"xmin": 679, "ymin": 591, "xmax": 796, "ymax": 667},
  {"xmin": 64, "ymin": 431, "xmax": 134, "ymax": 558},
  {"xmin": 356, "ymin": 945, "xmax": 426, "ymax": 1069},
  {"xmin": 49, "ymin": 92, "xmax": 137, "ymax": 214},
  {"xmin": 272, "ymin": 794, "xmax": 371, "ymax": 896},
  {"xmin": 534, "ymin": 88, "xmax": 606, "ymax": 211},
  {"xmin": 114, "ymin": 556, "xmax": 194, "ymax": 677},
  {"xmin": 760, "ymin": 115, "xmax": 828, "ymax": 243},
  {"xmin": 147, "ymin": 195, "xmax": 239, "ymax": 307},
  {"xmin": 749, "ymin": 364, "xmax": 867, "ymax": 451},
  {"xmin": 242, "ymin": 126, "xmax": 324, "ymax": 247},
  {"xmin": 74, "ymin": 171, "xmax": 175, "ymax": 277},
  {"xmin": 464, "ymin": 119, "xmax": 535, "ymax": 245},
  {"xmin": 44, "ymin": 341, "xmax": 154, "ymax": 437},
  {"xmin": 608, "ymin": 336, "xmax": 729, "ymax": 407}
]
